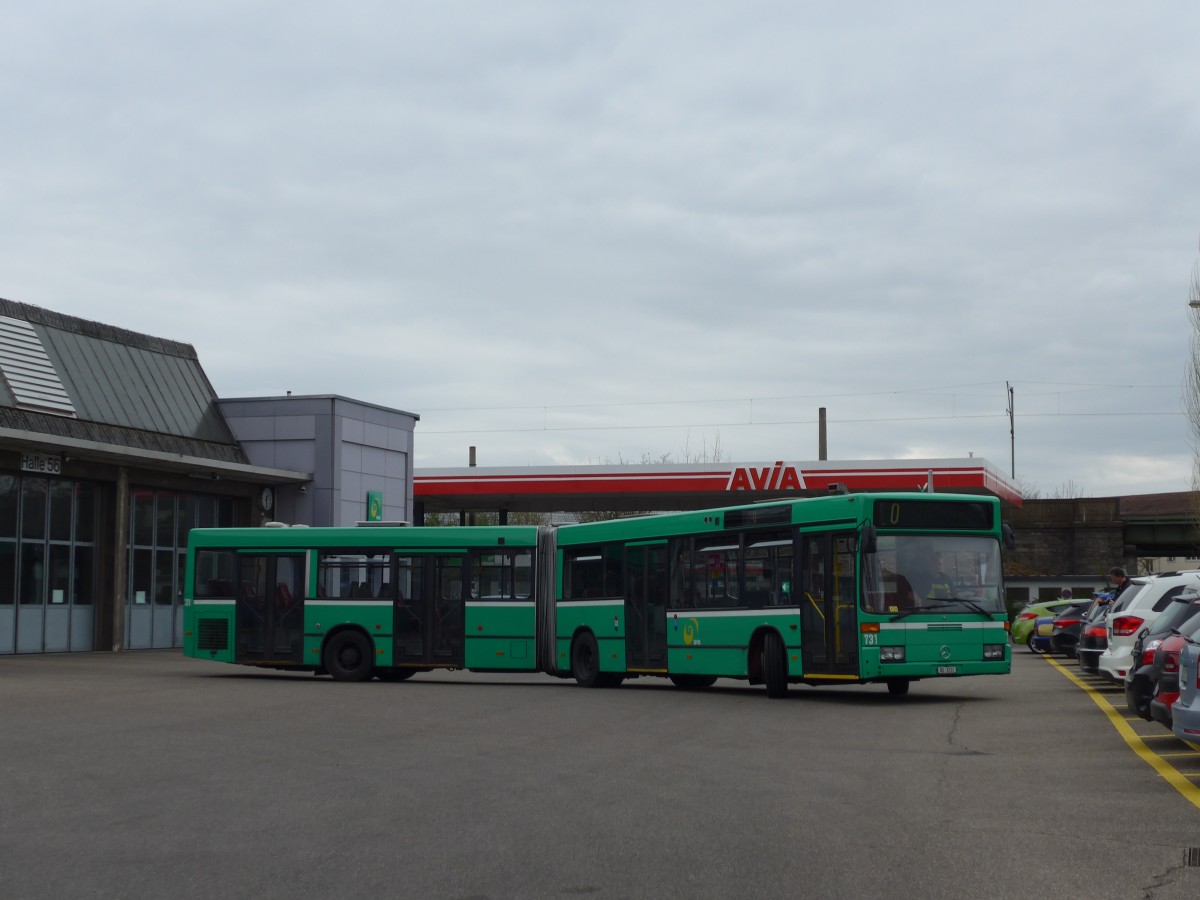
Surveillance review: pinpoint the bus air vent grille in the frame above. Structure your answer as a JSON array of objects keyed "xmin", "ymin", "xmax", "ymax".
[
  {"xmin": 926, "ymin": 623, "xmax": 963, "ymax": 632},
  {"xmin": 197, "ymin": 618, "xmax": 229, "ymax": 651}
]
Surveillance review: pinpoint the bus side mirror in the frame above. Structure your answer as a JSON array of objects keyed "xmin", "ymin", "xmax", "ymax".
[
  {"xmin": 862, "ymin": 524, "xmax": 877, "ymax": 554},
  {"xmin": 1002, "ymin": 523, "xmax": 1016, "ymax": 552}
]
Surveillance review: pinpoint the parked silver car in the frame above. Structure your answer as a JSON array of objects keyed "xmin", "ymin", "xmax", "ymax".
[{"xmin": 1171, "ymin": 637, "xmax": 1200, "ymax": 744}]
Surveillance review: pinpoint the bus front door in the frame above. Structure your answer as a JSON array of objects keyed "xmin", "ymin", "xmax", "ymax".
[
  {"xmin": 625, "ymin": 542, "xmax": 668, "ymax": 672},
  {"xmin": 800, "ymin": 534, "xmax": 858, "ymax": 677},
  {"xmin": 234, "ymin": 553, "xmax": 305, "ymax": 666},
  {"xmin": 393, "ymin": 554, "xmax": 466, "ymax": 667}
]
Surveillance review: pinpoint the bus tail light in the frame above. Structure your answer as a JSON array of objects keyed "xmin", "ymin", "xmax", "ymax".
[
  {"xmin": 880, "ymin": 647, "xmax": 905, "ymax": 662},
  {"xmin": 983, "ymin": 644, "xmax": 1005, "ymax": 660}
]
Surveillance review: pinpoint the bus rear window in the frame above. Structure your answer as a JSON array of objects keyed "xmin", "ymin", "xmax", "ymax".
[{"xmin": 194, "ymin": 549, "xmax": 236, "ymax": 598}]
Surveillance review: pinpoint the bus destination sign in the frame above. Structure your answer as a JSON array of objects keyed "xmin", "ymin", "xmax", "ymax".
[{"xmin": 873, "ymin": 499, "xmax": 994, "ymax": 530}]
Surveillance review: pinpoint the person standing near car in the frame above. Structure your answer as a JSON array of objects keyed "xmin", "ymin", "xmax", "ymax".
[{"xmin": 1109, "ymin": 566, "xmax": 1132, "ymax": 601}]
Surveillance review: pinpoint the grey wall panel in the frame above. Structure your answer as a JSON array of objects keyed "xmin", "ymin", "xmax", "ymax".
[
  {"xmin": 272, "ymin": 442, "xmax": 317, "ymax": 473},
  {"xmin": 361, "ymin": 446, "xmax": 387, "ymax": 477}
]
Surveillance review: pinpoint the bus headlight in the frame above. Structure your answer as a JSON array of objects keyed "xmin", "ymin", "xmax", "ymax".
[
  {"xmin": 880, "ymin": 646, "xmax": 905, "ymax": 662},
  {"xmin": 983, "ymin": 644, "xmax": 1005, "ymax": 660}
]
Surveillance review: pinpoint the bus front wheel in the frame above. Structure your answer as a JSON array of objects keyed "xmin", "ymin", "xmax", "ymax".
[
  {"xmin": 887, "ymin": 678, "xmax": 910, "ymax": 696},
  {"xmin": 324, "ymin": 631, "xmax": 374, "ymax": 682},
  {"xmin": 571, "ymin": 632, "xmax": 602, "ymax": 688},
  {"xmin": 762, "ymin": 631, "xmax": 789, "ymax": 698}
]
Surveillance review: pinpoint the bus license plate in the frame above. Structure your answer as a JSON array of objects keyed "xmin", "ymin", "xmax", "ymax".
[{"xmin": 937, "ymin": 666, "xmax": 957, "ymax": 674}]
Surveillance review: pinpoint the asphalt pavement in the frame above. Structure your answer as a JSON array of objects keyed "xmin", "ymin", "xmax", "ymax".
[{"xmin": 1, "ymin": 649, "xmax": 1198, "ymax": 899}]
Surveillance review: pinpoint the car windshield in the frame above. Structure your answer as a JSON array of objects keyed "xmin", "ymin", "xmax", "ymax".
[
  {"xmin": 1053, "ymin": 600, "xmax": 1092, "ymax": 621},
  {"xmin": 1111, "ymin": 583, "xmax": 1146, "ymax": 612},
  {"xmin": 862, "ymin": 534, "xmax": 1004, "ymax": 614}
]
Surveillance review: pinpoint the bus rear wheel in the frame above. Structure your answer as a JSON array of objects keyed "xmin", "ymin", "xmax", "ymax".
[
  {"xmin": 324, "ymin": 631, "xmax": 374, "ymax": 682},
  {"xmin": 571, "ymin": 632, "xmax": 602, "ymax": 688},
  {"xmin": 669, "ymin": 674, "xmax": 718, "ymax": 690},
  {"xmin": 762, "ymin": 631, "xmax": 789, "ymax": 698}
]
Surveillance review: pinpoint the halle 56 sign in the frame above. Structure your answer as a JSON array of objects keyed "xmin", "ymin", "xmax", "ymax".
[{"xmin": 21, "ymin": 452, "xmax": 63, "ymax": 475}]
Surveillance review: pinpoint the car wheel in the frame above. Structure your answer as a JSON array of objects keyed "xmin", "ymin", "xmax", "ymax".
[{"xmin": 1027, "ymin": 634, "xmax": 1045, "ymax": 654}]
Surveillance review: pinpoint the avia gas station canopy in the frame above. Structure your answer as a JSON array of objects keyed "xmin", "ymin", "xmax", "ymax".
[{"xmin": 414, "ymin": 457, "xmax": 1022, "ymax": 515}]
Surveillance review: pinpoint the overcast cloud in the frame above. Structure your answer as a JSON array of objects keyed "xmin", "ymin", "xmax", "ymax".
[{"xmin": 2, "ymin": 2, "xmax": 1198, "ymax": 497}]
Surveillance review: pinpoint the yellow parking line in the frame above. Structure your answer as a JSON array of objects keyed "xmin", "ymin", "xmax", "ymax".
[{"xmin": 1045, "ymin": 657, "xmax": 1200, "ymax": 811}]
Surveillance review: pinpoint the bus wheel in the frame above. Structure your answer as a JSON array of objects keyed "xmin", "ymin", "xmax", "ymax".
[
  {"xmin": 571, "ymin": 632, "xmax": 602, "ymax": 688},
  {"xmin": 762, "ymin": 631, "xmax": 788, "ymax": 698},
  {"xmin": 324, "ymin": 631, "xmax": 374, "ymax": 682},
  {"xmin": 376, "ymin": 668, "xmax": 416, "ymax": 682},
  {"xmin": 669, "ymin": 674, "xmax": 717, "ymax": 690},
  {"xmin": 887, "ymin": 678, "xmax": 910, "ymax": 696}
]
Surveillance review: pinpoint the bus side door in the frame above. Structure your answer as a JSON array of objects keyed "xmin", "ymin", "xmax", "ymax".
[
  {"xmin": 234, "ymin": 552, "xmax": 305, "ymax": 666},
  {"xmin": 625, "ymin": 542, "xmax": 668, "ymax": 671},
  {"xmin": 800, "ymin": 533, "xmax": 858, "ymax": 676},
  {"xmin": 393, "ymin": 552, "xmax": 466, "ymax": 666}
]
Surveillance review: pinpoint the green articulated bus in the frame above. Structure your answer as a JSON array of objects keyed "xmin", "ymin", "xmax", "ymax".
[{"xmin": 183, "ymin": 491, "xmax": 1013, "ymax": 697}]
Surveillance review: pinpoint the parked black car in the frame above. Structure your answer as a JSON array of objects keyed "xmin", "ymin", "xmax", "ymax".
[
  {"xmin": 1077, "ymin": 595, "xmax": 1114, "ymax": 675},
  {"xmin": 1124, "ymin": 589, "xmax": 1200, "ymax": 720},
  {"xmin": 1048, "ymin": 599, "xmax": 1094, "ymax": 658}
]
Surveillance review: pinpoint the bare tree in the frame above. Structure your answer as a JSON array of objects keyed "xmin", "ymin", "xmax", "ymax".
[
  {"xmin": 1187, "ymin": 237, "xmax": 1200, "ymax": 501},
  {"xmin": 1184, "ymin": 238, "xmax": 1200, "ymax": 545}
]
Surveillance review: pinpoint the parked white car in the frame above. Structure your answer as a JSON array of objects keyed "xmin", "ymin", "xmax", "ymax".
[{"xmin": 1097, "ymin": 571, "xmax": 1200, "ymax": 684}]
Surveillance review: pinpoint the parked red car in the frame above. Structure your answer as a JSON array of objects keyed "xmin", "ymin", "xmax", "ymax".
[{"xmin": 1149, "ymin": 614, "xmax": 1200, "ymax": 729}]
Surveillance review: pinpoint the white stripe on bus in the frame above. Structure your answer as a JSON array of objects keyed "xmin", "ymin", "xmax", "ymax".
[
  {"xmin": 878, "ymin": 621, "xmax": 1006, "ymax": 631},
  {"xmin": 306, "ymin": 600, "xmax": 394, "ymax": 608},
  {"xmin": 674, "ymin": 608, "xmax": 800, "ymax": 619}
]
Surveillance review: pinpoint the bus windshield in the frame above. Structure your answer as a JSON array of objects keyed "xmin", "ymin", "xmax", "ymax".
[{"xmin": 863, "ymin": 534, "xmax": 1003, "ymax": 615}]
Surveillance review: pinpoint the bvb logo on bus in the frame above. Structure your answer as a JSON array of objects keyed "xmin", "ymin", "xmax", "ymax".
[{"xmin": 676, "ymin": 616, "xmax": 701, "ymax": 646}]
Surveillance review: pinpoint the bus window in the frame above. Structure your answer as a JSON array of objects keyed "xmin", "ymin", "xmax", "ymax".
[
  {"xmin": 668, "ymin": 539, "xmax": 692, "ymax": 608},
  {"xmin": 317, "ymin": 552, "xmax": 391, "ymax": 599},
  {"xmin": 565, "ymin": 544, "xmax": 622, "ymax": 599},
  {"xmin": 745, "ymin": 534, "xmax": 793, "ymax": 607},
  {"xmin": 695, "ymin": 537, "xmax": 738, "ymax": 608},
  {"xmin": 193, "ymin": 549, "xmax": 236, "ymax": 599},
  {"xmin": 474, "ymin": 551, "xmax": 532, "ymax": 600},
  {"xmin": 566, "ymin": 549, "xmax": 604, "ymax": 599}
]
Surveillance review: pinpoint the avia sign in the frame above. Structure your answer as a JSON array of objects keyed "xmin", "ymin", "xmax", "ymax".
[{"xmin": 725, "ymin": 461, "xmax": 806, "ymax": 492}]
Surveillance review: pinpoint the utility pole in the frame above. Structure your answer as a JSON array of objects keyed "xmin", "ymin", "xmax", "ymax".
[{"xmin": 1007, "ymin": 382, "xmax": 1015, "ymax": 478}]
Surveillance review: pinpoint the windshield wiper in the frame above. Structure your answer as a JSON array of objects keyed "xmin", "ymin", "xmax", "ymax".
[{"xmin": 891, "ymin": 597, "xmax": 996, "ymax": 621}]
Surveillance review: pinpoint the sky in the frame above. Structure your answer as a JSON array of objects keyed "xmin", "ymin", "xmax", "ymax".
[{"xmin": 3, "ymin": 2, "xmax": 1199, "ymax": 499}]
